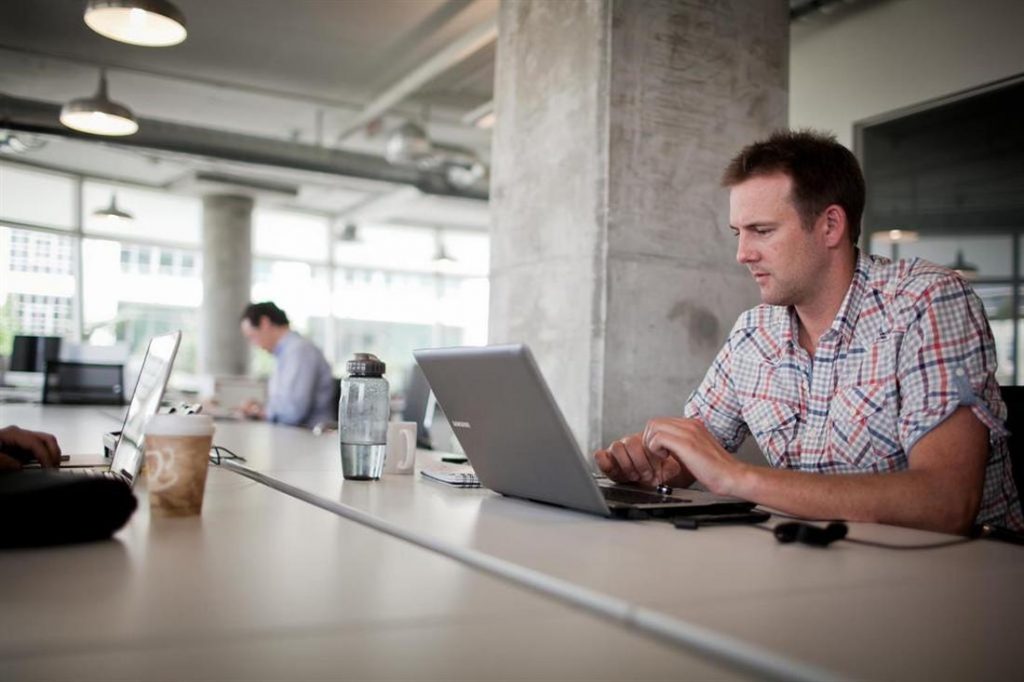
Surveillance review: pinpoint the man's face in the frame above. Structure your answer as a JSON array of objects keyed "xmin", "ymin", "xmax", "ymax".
[
  {"xmin": 729, "ymin": 173, "xmax": 827, "ymax": 307},
  {"xmin": 240, "ymin": 316, "xmax": 276, "ymax": 352}
]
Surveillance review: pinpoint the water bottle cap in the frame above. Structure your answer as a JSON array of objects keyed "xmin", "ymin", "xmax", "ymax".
[{"xmin": 346, "ymin": 352, "xmax": 385, "ymax": 377}]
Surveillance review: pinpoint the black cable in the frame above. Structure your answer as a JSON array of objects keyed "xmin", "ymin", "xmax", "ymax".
[
  {"xmin": 749, "ymin": 521, "xmax": 979, "ymax": 550},
  {"xmin": 209, "ymin": 445, "xmax": 246, "ymax": 466}
]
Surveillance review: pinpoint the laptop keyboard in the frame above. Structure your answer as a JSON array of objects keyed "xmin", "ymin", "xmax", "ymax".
[{"xmin": 601, "ymin": 487, "xmax": 685, "ymax": 505}]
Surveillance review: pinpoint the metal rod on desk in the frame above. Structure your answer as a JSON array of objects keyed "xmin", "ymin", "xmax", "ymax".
[{"xmin": 221, "ymin": 460, "xmax": 844, "ymax": 682}]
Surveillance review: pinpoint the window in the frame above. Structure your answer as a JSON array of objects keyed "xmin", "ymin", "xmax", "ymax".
[
  {"xmin": 0, "ymin": 226, "xmax": 77, "ymax": 353},
  {"xmin": 861, "ymin": 81, "xmax": 1024, "ymax": 383},
  {"xmin": 83, "ymin": 237, "xmax": 202, "ymax": 381},
  {"xmin": 159, "ymin": 250, "xmax": 175, "ymax": 275},
  {"xmin": 253, "ymin": 209, "xmax": 329, "ymax": 263},
  {"xmin": 83, "ymin": 181, "xmax": 202, "ymax": 245},
  {"xmin": 0, "ymin": 164, "xmax": 76, "ymax": 229},
  {"xmin": 3, "ymin": 165, "xmax": 491, "ymax": 396}
]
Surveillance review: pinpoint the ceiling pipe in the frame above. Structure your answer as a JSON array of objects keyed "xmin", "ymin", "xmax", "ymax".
[{"xmin": 0, "ymin": 94, "xmax": 488, "ymax": 201}]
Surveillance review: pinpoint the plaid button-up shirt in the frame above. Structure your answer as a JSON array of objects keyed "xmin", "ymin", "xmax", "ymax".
[{"xmin": 685, "ymin": 251, "xmax": 1023, "ymax": 531}]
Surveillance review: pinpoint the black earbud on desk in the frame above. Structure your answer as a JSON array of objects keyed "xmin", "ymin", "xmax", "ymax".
[{"xmin": 773, "ymin": 521, "xmax": 848, "ymax": 547}]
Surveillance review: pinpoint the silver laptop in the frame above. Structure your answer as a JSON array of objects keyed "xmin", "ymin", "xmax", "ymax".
[
  {"xmin": 414, "ymin": 344, "xmax": 754, "ymax": 519},
  {"xmin": 61, "ymin": 331, "xmax": 182, "ymax": 487}
]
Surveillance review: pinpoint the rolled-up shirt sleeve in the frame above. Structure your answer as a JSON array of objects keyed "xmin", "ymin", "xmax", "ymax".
[
  {"xmin": 684, "ymin": 330, "xmax": 749, "ymax": 453},
  {"xmin": 896, "ymin": 274, "xmax": 1008, "ymax": 454}
]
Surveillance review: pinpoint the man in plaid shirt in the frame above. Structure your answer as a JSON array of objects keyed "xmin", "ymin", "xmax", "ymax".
[{"xmin": 595, "ymin": 130, "xmax": 1023, "ymax": 534}]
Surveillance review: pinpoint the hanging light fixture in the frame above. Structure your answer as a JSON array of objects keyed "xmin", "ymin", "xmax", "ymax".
[
  {"xmin": 946, "ymin": 249, "xmax": 979, "ymax": 280},
  {"xmin": 432, "ymin": 231, "xmax": 456, "ymax": 266},
  {"xmin": 60, "ymin": 71, "xmax": 139, "ymax": 137},
  {"xmin": 84, "ymin": 0, "xmax": 188, "ymax": 47},
  {"xmin": 93, "ymin": 193, "xmax": 135, "ymax": 223},
  {"xmin": 339, "ymin": 222, "xmax": 361, "ymax": 243}
]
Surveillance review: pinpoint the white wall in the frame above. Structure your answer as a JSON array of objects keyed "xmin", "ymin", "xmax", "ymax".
[{"xmin": 790, "ymin": 0, "xmax": 1024, "ymax": 148}]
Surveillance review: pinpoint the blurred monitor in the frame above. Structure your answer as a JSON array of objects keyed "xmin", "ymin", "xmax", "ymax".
[{"xmin": 10, "ymin": 335, "xmax": 62, "ymax": 373}]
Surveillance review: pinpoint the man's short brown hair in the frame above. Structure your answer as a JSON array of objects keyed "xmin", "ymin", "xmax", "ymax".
[
  {"xmin": 721, "ymin": 129, "xmax": 865, "ymax": 245},
  {"xmin": 241, "ymin": 301, "xmax": 289, "ymax": 327}
]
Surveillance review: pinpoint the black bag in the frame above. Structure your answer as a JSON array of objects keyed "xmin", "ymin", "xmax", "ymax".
[{"xmin": 0, "ymin": 471, "xmax": 137, "ymax": 548}]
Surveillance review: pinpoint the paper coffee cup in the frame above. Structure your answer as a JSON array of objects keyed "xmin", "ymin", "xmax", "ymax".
[{"xmin": 144, "ymin": 415, "xmax": 215, "ymax": 518}]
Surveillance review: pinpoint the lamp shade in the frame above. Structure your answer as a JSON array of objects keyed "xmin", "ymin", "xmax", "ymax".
[
  {"xmin": 947, "ymin": 249, "xmax": 979, "ymax": 280},
  {"xmin": 84, "ymin": 0, "xmax": 187, "ymax": 47},
  {"xmin": 60, "ymin": 72, "xmax": 139, "ymax": 137},
  {"xmin": 432, "ymin": 233, "xmax": 456, "ymax": 265},
  {"xmin": 93, "ymin": 193, "xmax": 134, "ymax": 223}
]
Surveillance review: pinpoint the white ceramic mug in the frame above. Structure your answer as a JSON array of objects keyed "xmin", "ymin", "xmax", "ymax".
[{"xmin": 383, "ymin": 421, "xmax": 417, "ymax": 475}]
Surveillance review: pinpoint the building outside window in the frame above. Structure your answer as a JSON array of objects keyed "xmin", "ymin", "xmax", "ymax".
[
  {"xmin": 0, "ymin": 226, "xmax": 76, "ymax": 352},
  {"xmin": 1, "ymin": 161, "xmax": 491, "ymax": 396}
]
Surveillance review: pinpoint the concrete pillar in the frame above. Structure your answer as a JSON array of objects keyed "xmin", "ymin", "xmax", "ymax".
[
  {"xmin": 489, "ymin": 0, "xmax": 788, "ymax": 452},
  {"xmin": 200, "ymin": 194, "xmax": 253, "ymax": 375}
]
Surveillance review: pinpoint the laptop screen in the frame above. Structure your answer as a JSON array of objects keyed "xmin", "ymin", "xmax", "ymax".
[{"xmin": 110, "ymin": 331, "xmax": 181, "ymax": 483}]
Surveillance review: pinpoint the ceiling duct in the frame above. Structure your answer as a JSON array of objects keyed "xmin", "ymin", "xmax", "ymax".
[
  {"xmin": 384, "ymin": 121, "xmax": 487, "ymax": 189},
  {"xmin": 1, "ymin": 94, "xmax": 488, "ymax": 201}
]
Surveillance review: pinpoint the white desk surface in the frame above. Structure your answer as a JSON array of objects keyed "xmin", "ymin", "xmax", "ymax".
[
  {"xmin": 5, "ymin": 405, "xmax": 1024, "ymax": 680},
  {"xmin": 0, "ymin": 406, "xmax": 740, "ymax": 681}
]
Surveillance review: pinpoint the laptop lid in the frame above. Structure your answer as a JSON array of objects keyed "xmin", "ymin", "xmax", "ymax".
[
  {"xmin": 414, "ymin": 344, "xmax": 615, "ymax": 516},
  {"xmin": 108, "ymin": 331, "xmax": 181, "ymax": 485}
]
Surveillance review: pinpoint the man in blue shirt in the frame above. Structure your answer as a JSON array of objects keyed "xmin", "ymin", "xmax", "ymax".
[{"xmin": 239, "ymin": 302, "xmax": 336, "ymax": 428}]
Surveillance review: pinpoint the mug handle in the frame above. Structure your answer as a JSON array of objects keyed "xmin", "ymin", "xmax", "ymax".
[{"xmin": 398, "ymin": 427, "xmax": 416, "ymax": 471}]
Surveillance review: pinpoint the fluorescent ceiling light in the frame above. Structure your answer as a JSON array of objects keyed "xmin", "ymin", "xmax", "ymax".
[
  {"xmin": 886, "ymin": 229, "xmax": 918, "ymax": 243},
  {"xmin": 84, "ymin": 0, "xmax": 188, "ymax": 47},
  {"xmin": 93, "ymin": 193, "xmax": 134, "ymax": 223},
  {"xmin": 60, "ymin": 71, "xmax": 139, "ymax": 137},
  {"xmin": 874, "ymin": 229, "xmax": 919, "ymax": 244}
]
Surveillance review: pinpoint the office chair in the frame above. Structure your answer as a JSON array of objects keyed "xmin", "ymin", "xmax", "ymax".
[
  {"xmin": 999, "ymin": 386, "xmax": 1024, "ymax": 511},
  {"xmin": 42, "ymin": 361, "xmax": 125, "ymax": 405}
]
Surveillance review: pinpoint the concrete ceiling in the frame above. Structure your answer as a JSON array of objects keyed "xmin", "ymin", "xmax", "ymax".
[
  {"xmin": 0, "ymin": 0, "xmax": 497, "ymax": 230},
  {"xmin": 0, "ymin": 0, "xmax": 863, "ymax": 231}
]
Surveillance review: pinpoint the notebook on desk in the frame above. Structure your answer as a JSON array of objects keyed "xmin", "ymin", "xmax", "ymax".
[{"xmin": 414, "ymin": 344, "xmax": 754, "ymax": 519}]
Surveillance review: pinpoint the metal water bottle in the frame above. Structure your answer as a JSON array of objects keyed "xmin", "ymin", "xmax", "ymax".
[{"xmin": 338, "ymin": 353, "xmax": 389, "ymax": 480}]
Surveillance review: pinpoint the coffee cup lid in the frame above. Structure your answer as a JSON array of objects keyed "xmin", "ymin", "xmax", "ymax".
[{"xmin": 145, "ymin": 414, "xmax": 215, "ymax": 437}]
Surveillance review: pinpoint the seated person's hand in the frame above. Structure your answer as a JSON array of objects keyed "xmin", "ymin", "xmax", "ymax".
[
  {"xmin": 594, "ymin": 431, "xmax": 690, "ymax": 488},
  {"xmin": 238, "ymin": 399, "xmax": 265, "ymax": 420},
  {"xmin": 0, "ymin": 425, "xmax": 62, "ymax": 470}
]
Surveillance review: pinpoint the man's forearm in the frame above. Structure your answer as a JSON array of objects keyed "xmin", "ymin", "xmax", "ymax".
[{"xmin": 732, "ymin": 465, "xmax": 981, "ymax": 535}]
